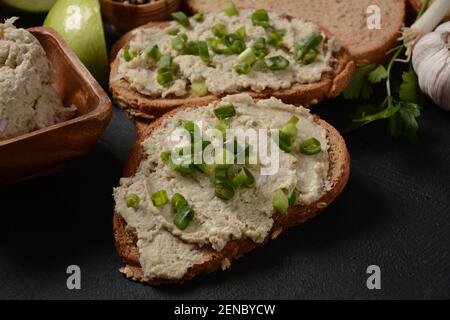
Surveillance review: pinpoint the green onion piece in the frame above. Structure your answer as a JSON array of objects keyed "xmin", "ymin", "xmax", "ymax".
[
  {"xmin": 233, "ymin": 26, "xmax": 247, "ymax": 41},
  {"xmin": 300, "ymin": 137, "xmax": 322, "ymax": 155},
  {"xmin": 192, "ymin": 12, "xmax": 204, "ymax": 22},
  {"xmin": 123, "ymin": 45, "xmax": 135, "ymax": 62},
  {"xmin": 288, "ymin": 191, "xmax": 297, "ymax": 207},
  {"xmin": 186, "ymin": 40, "xmax": 199, "ymax": 55},
  {"xmin": 221, "ymin": 0, "xmax": 238, "ymax": 16},
  {"xmin": 215, "ymin": 181, "xmax": 235, "ymax": 200},
  {"xmin": 176, "ymin": 119, "xmax": 197, "ymax": 141},
  {"xmin": 158, "ymin": 55, "xmax": 173, "ymax": 71},
  {"xmin": 151, "ymin": 190, "xmax": 169, "ymax": 207},
  {"xmin": 157, "ymin": 71, "xmax": 173, "ymax": 85},
  {"xmin": 171, "ymin": 11, "xmax": 190, "ymax": 28},
  {"xmin": 125, "ymin": 193, "xmax": 140, "ymax": 209},
  {"xmin": 265, "ymin": 55, "xmax": 289, "ymax": 70},
  {"xmin": 267, "ymin": 29, "xmax": 286, "ymax": 48},
  {"xmin": 281, "ymin": 123, "xmax": 298, "ymax": 138},
  {"xmin": 167, "ymin": 27, "xmax": 180, "ymax": 35},
  {"xmin": 252, "ymin": 37, "xmax": 268, "ymax": 59},
  {"xmin": 232, "ymin": 167, "xmax": 247, "ymax": 188},
  {"xmin": 171, "ymin": 193, "xmax": 188, "ymax": 211},
  {"xmin": 294, "ymin": 32, "xmax": 323, "ymax": 64},
  {"xmin": 191, "ymin": 81, "xmax": 208, "ymax": 97},
  {"xmin": 243, "ymin": 167, "xmax": 255, "ymax": 188},
  {"xmin": 273, "ymin": 189, "xmax": 289, "ymax": 214},
  {"xmin": 278, "ymin": 130, "xmax": 294, "ymax": 153},
  {"xmin": 234, "ymin": 62, "xmax": 251, "ymax": 74},
  {"xmin": 160, "ymin": 150, "xmax": 171, "ymax": 164},
  {"xmin": 171, "ymin": 33, "xmax": 188, "ymax": 51},
  {"xmin": 214, "ymin": 119, "xmax": 229, "ymax": 136},
  {"xmin": 251, "ymin": 9, "xmax": 270, "ymax": 28},
  {"xmin": 230, "ymin": 39, "xmax": 246, "ymax": 54},
  {"xmin": 288, "ymin": 115, "xmax": 299, "ymax": 125},
  {"xmin": 238, "ymin": 47, "xmax": 256, "ymax": 65},
  {"xmin": 212, "ymin": 23, "xmax": 227, "ymax": 38},
  {"xmin": 214, "ymin": 104, "xmax": 236, "ymax": 120},
  {"xmin": 173, "ymin": 205, "xmax": 195, "ymax": 230},
  {"xmin": 209, "ymin": 38, "xmax": 232, "ymax": 54},
  {"xmin": 197, "ymin": 41, "xmax": 210, "ymax": 62},
  {"xmin": 145, "ymin": 45, "xmax": 161, "ymax": 61}
]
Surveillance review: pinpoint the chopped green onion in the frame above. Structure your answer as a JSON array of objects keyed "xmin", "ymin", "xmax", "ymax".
[
  {"xmin": 230, "ymin": 39, "xmax": 246, "ymax": 54},
  {"xmin": 233, "ymin": 26, "xmax": 247, "ymax": 41},
  {"xmin": 212, "ymin": 23, "xmax": 227, "ymax": 38},
  {"xmin": 151, "ymin": 190, "xmax": 169, "ymax": 207},
  {"xmin": 288, "ymin": 115, "xmax": 299, "ymax": 125},
  {"xmin": 215, "ymin": 181, "xmax": 235, "ymax": 200},
  {"xmin": 234, "ymin": 62, "xmax": 252, "ymax": 74},
  {"xmin": 173, "ymin": 205, "xmax": 195, "ymax": 230},
  {"xmin": 252, "ymin": 37, "xmax": 268, "ymax": 59},
  {"xmin": 265, "ymin": 55, "xmax": 289, "ymax": 70},
  {"xmin": 251, "ymin": 9, "xmax": 270, "ymax": 28},
  {"xmin": 197, "ymin": 41, "xmax": 210, "ymax": 62},
  {"xmin": 171, "ymin": 193, "xmax": 188, "ymax": 211},
  {"xmin": 238, "ymin": 48, "xmax": 256, "ymax": 65},
  {"xmin": 123, "ymin": 45, "xmax": 136, "ymax": 62},
  {"xmin": 125, "ymin": 194, "xmax": 140, "ymax": 209},
  {"xmin": 171, "ymin": 33, "xmax": 188, "ymax": 51},
  {"xmin": 300, "ymin": 137, "xmax": 322, "ymax": 155},
  {"xmin": 176, "ymin": 119, "xmax": 197, "ymax": 141},
  {"xmin": 232, "ymin": 167, "xmax": 247, "ymax": 188},
  {"xmin": 160, "ymin": 150, "xmax": 171, "ymax": 165},
  {"xmin": 156, "ymin": 71, "xmax": 173, "ymax": 85},
  {"xmin": 278, "ymin": 130, "xmax": 294, "ymax": 153},
  {"xmin": 273, "ymin": 189, "xmax": 289, "ymax": 214},
  {"xmin": 171, "ymin": 11, "xmax": 190, "ymax": 28},
  {"xmin": 167, "ymin": 27, "xmax": 180, "ymax": 35},
  {"xmin": 186, "ymin": 40, "xmax": 199, "ymax": 55},
  {"xmin": 288, "ymin": 191, "xmax": 297, "ymax": 207},
  {"xmin": 214, "ymin": 119, "xmax": 229, "ymax": 136},
  {"xmin": 158, "ymin": 55, "xmax": 173, "ymax": 71},
  {"xmin": 209, "ymin": 38, "xmax": 232, "ymax": 54},
  {"xmin": 191, "ymin": 81, "xmax": 208, "ymax": 97},
  {"xmin": 294, "ymin": 32, "xmax": 323, "ymax": 64},
  {"xmin": 192, "ymin": 12, "xmax": 204, "ymax": 22},
  {"xmin": 242, "ymin": 167, "xmax": 255, "ymax": 188},
  {"xmin": 281, "ymin": 123, "xmax": 298, "ymax": 138},
  {"xmin": 145, "ymin": 45, "xmax": 161, "ymax": 61},
  {"xmin": 267, "ymin": 29, "xmax": 286, "ymax": 48},
  {"xmin": 214, "ymin": 104, "xmax": 236, "ymax": 120},
  {"xmin": 221, "ymin": 0, "xmax": 238, "ymax": 16}
]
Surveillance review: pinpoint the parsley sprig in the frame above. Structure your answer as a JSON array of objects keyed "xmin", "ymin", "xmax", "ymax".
[{"xmin": 343, "ymin": 2, "xmax": 429, "ymax": 143}]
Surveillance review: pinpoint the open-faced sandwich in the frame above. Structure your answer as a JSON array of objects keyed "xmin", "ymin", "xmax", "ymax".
[
  {"xmin": 110, "ymin": 7, "xmax": 355, "ymax": 119},
  {"xmin": 113, "ymin": 93, "xmax": 350, "ymax": 284}
]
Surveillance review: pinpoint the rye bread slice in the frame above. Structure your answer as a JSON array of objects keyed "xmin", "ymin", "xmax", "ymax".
[
  {"xmin": 110, "ymin": 21, "xmax": 355, "ymax": 120},
  {"xmin": 113, "ymin": 105, "xmax": 350, "ymax": 285},
  {"xmin": 184, "ymin": 0, "xmax": 406, "ymax": 65}
]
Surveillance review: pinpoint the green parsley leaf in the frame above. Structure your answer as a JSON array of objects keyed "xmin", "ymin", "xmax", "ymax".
[
  {"xmin": 343, "ymin": 64, "xmax": 377, "ymax": 100},
  {"xmin": 399, "ymin": 71, "xmax": 423, "ymax": 105},
  {"xmin": 368, "ymin": 65, "xmax": 388, "ymax": 84}
]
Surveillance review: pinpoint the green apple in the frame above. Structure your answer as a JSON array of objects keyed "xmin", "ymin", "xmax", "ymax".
[
  {"xmin": 0, "ymin": 0, "xmax": 57, "ymax": 13},
  {"xmin": 44, "ymin": 0, "xmax": 108, "ymax": 86}
]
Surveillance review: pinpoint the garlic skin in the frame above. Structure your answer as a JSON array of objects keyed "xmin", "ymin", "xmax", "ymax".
[{"xmin": 412, "ymin": 21, "xmax": 450, "ymax": 111}]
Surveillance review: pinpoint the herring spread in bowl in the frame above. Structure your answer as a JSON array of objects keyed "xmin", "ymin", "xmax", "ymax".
[
  {"xmin": 0, "ymin": 18, "xmax": 76, "ymax": 142},
  {"xmin": 113, "ymin": 93, "xmax": 331, "ymax": 280},
  {"xmin": 116, "ymin": 8, "xmax": 340, "ymax": 99}
]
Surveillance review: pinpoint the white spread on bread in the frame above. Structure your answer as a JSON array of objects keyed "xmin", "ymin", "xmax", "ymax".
[
  {"xmin": 114, "ymin": 94, "xmax": 330, "ymax": 280},
  {"xmin": 117, "ymin": 9, "xmax": 338, "ymax": 98},
  {"xmin": 0, "ymin": 18, "xmax": 76, "ymax": 141}
]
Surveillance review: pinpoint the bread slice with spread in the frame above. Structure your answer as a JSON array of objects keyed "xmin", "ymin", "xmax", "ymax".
[
  {"xmin": 110, "ymin": 8, "xmax": 354, "ymax": 119},
  {"xmin": 113, "ymin": 93, "xmax": 350, "ymax": 284}
]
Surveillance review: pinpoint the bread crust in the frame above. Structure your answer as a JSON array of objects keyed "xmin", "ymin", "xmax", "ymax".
[
  {"xmin": 109, "ymin": 21, "xmax": 355, "ymax": 120},
  {"xmin": 113, "ymin": 104, "xmax": 351, "ymax": 285}
]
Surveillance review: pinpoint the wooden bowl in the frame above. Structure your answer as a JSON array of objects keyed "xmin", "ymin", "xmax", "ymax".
[
  {"xmin": 100, "ymin": 0, "xmax": 181, "ymax": 33},
  {"xmin": 0, "ymin": 27, "xmax": 112, "ymax": 185}
]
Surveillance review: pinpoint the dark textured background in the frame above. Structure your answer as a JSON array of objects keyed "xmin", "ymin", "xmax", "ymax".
[{"xmin": 0, "ymin": 10, "xmax": 449, "ymax": 300}]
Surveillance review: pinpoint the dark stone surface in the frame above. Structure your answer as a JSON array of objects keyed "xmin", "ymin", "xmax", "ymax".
[{"xmin": 0, "ymin": 9, "xmax": 449, "ymax": 300}]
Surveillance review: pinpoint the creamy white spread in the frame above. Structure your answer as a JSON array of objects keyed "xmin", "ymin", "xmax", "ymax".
[
  {"xmin": 117, "ymin": 9, "xmax": 338, "ymax": 98},
  {"xmin": 114, "ymin": 94, "xmax": 330, "ymax": 280},
  {"xmin": 0, "ymin": 18, "xmax": 76, "ymax": 141}
]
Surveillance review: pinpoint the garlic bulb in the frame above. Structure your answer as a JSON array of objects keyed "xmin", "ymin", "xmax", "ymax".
[{"xmin": 412, "ymin": 21, "xmax": 450, "ymax": 111}]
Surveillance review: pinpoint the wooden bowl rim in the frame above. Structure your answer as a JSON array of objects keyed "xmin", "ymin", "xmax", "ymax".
[
  {"xmin": 0, "ymin": 26, "xmax": 112, "ymax": 147},
  {"xmin": 100, "ymin": 0, "xmax": 180, "ymax": 10}
]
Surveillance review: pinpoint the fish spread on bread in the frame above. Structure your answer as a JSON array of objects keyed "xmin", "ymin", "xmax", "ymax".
[
  {"xmin": 113, "ymin": 93, "xmax": 333, "ymax": 282},
  {"xmin": 115, "ymin": 9, "xmax": 340, "ymax": 99},
  {"xmin": 0, "ymin": 18, "xmax": 76, "ymax": 141}
]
